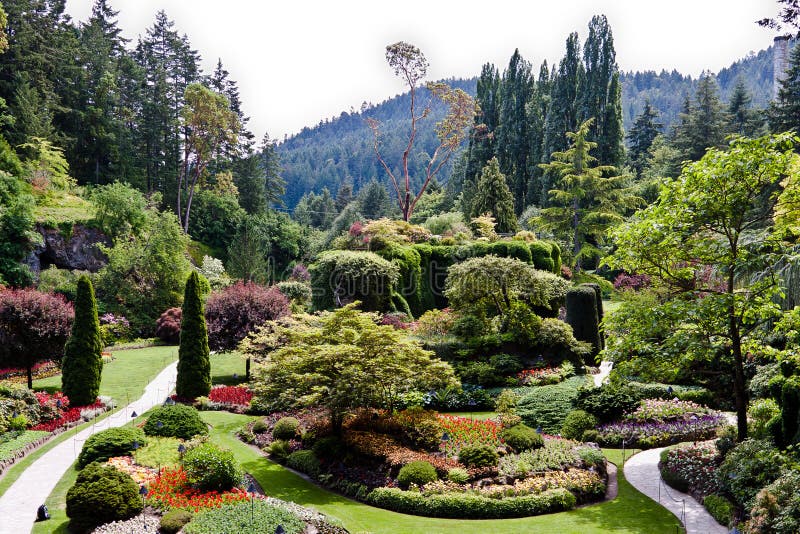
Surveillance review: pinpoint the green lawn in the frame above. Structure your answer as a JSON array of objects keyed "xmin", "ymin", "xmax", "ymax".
[
  {"xmin": 202, "ymin": 411, "xmax": 681, "ymax": 534},
  {"xmin": 211, "ymin": 352, "xmax": 249, "ymax": 385}
]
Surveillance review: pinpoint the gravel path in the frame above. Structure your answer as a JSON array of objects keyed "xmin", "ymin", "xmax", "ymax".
[
  {"xmin": 0, "ymin": 361, "xmax": 178, "ymax": 534},
  {"xmin": 624, "ymin": 447, "xmax": 727, "ymax": 534}
]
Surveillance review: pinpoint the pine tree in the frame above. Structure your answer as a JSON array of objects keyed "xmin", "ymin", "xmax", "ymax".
[
  {"xmin": 727, "ymin": 79, "xmax": 760, "ymax": 136},
  {"xmin": 470, "ymin": 157, "xmax": 519, "ymax": 233},
  {"xmin": 176, "ymin": 271, "xmax": 211, "ymax": 399},
  {"xmin": 627, "ymin": 101, "xmax": 662, "ymax": 177},
  {"xmin": 61, "ymin": 276, "xmax": 103, "ymax": 406},
  {"xmin": 771, "ymin": 43, "xmax": 800, "ymax": 133}
]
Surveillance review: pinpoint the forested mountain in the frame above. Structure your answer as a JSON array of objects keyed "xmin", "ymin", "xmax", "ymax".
[{"xmin": 278, "ymin": 45, "xmax": 774, "ymax": 209}]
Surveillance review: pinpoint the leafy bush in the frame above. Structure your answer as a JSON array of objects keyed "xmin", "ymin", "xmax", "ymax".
[
  {"xmin": 77, "ymin": 427, "xmax": 146, "ymax": 468},
  {"xmin": 500, "ymin": 424, "xmax": 543, "ymax": 451},
  {"xmin": 578, "ymin": 446, "xmax": 605, "ymax": 467},
  {"xmin": 458, "ymin": 444, "xmax": 498, "ymax": 468},
  {"xmin": 286, "ymin": 450, "xmax": 321, "ymax": 477},
  {"xmin": 366, "ymin": 486, "xmax": 576, "ymax": 519},
  {"xmin": 749, "ymin": 363, "xmax": 780, "ymax": 399},
  {"xmin": 159, "ymin": 509, "xmax": 194, "ymax": 534},
  {"xmin": 703, "ymin": 494, "xmax": 734, "ymax": 528},
  {"xmin": 252, "ymin": 420, "xmax": 268, "ymax": 433},
  {"xmin": 397, "ymin": 460, "xmax": 438, "ymax": 488},
  {"xmin": 310, "ymin": 250, "xmax": 400, "ymax": 312},
  {"xmin": 490, "ymin": 353, "xmax": 524, "ymax": 376},
  {"xmin": 561, "ymin": 410, "xmax": 599, "ymax": 441},
  {"xmin": 155, "ymin": 307, "xmax": 182, "ymax": 343},
  {"xmin": 496, "ymin": 389, "xmax": 519, "ymax": 415},
  {"xmin": 658, "ymin": 442, "xmax": 719, "ymax": 496},
  {"xmin": 498, "ymin": 440, "xmax": 581, "ymax": 477},
  {"xmin": 66, "ymin": 463, "xmax": 142, "ymax": 531},
  {"xmin": 144, "ymin": 404, "xmax": 208, "ymax": 440},
  {"xmin": 312, "ymin": 436, "xmax": 346, "ymax": 460},
  {"xmin": 182, "ymin": 443, "xmax": 242, "ymax": 491},
  {"xmin": 447, "ymin": 467, "xmax": 469, "ymax": 484},
  {"xmin": 747, "ymin": 471, "xmax": 800, "ymax": 534},
  {"xmin": 267, "ymin": 439, "xmax": 291, "ymax": 462},
  {"xmin": 276, "ymin": 280, "xmax": 312, "ymax": 306},
  {"xmin": 272, "ymin": 416, "xmax": 301, "ymax": 440},
  {"xmin": 183, "ymin": 500, "xmax": 305, "ymax": 534},
  {"xmin": 516, "ymin": 376, "xmax": 587, "ymax": 433},
  {"xmin": 457, "ymin": 361, "xmax": 497, "ymax": 387},
  {"xmin": 749, "ymin": 398, "xmax": 780, "ymax": 439},
  {"xmin": 574, "ymin": 384, "xmax": 639, "ymax": 423},
  {"xmin": 205, "ymin": 282, "xmax": 290, "ymax": 351},
  {"xmin": 717, "ymin": 439, "xmax": 786, "ymax": 509}
]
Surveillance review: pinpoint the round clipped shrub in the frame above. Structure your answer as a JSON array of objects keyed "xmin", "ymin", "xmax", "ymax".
[
  {"xmin": 143, "ymin": 404, "xmax": 208, "ymax": 439},
  {"xmin": 286, "ymin": 449, "xmax": 321, "ymax": 477},
  {"xmin": 159, "ymin": 509, "xmax": 194, "ymax": 534},
  {"xmin": 561, "ymin": 410, "xmax": 599, "ymax": 441},
  {"xmin": 398, "ymin": 460, "xmax": 438, "ymax": 488},
  {"xmin": 447, "ymin": 467, "xmax": 469, "ymax": 484},
  {"xmin": 272, "ymin": 416, "xmax": 300, "ymax": 440},
  {"xmin": 500, "ymin": 423, "xmax": 543, "ymax": 451},
  {"xmin": 77, "ymin": 427, "xmax": 146, "ymax": 468},
  {"xmin": 252, "ymin": 419, "xmax": 268, "ymax": 433},
  {"xmin": 182, "ymin": 442, "xmax": 242, "ymax": 491},
  {"xmin": 458, "ymin": 444, "xmax": 499, "ymax": 468},
  {"xmin": 66, "ymin": 463, "xmax": 142, "ymax": 531}
]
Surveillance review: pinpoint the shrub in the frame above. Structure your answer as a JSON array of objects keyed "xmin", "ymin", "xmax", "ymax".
[
  {"xmin": 143, "ymin": 404, "xmax": 208, "ymax": 440},
  {"xmin": 747, "ymin": 471, "xmax": 800, "ymax": 534},
  {"xmin": 205, "ymin": 282, "xmax": 291, "ymax": 351},
  {"xmin": 458, "ymin": 444, "xmax": 498, "ymax": 468},
  {"xmin": 703, "ymin": 494, "xmax": 734, "ymax": 528},
  {"xmin": 398, "ymin": 460, "xmax": 438, "ymax": 488},
  {"xmin": 182, "ymin": 500, "xmax": 305, "ymax": 534},
  {"xmin": 574, "ymin": 384, "xmax": 639, "ymax": 423},
  {"xmin": 286, "ymin": 450, "xmax": 321, "ymax": 477},
  {"xmin": 490, "ymin": 353, "xmax": 524, "ymax": 376},
  {"xmin": 155, "ymin": 307, "xmax": 182, "ymax": 343},
  {"xmin": 561, "ymin": 410, "xmax": 599, "ymax": 441},
  {"xmin": 366, "ymin": 486, "xmax": 576, "ymax": 519},
  {"xmin": 252, "ymin": 420, "xmax": 268, "ymax": 433},
  {"xmin": 182, "ymin": 442, "xmax": 242, "ymax": 491},
  {"xmin": 272, "ymin": 416, "xmax": 301, "ymax": 440},
  {"xmin": 717, "ymin": 439, "xmax": 786, "ymax": 509},
  {"xmin": 501, "ymin": 424, "xmax": 543, "ymax": 451},
  {"xmin": 495, "ymin": 389, "xmax": 519, "ymax": 414},
  {"xmin": 66, "ymin": 463, "xmax": 142, "ymax": 531},
  {"xmin": 312, "ymin": 436, "xmax": 346, "ymax": 460},
  {"xmin": 565, "ymin": 286, "xmax": 600, "ymax": 361},
  {"xmin": 61, "ymin": 276, "xmax": 103, "ymax": 406},
  {"xmin": 159, "ymin": 509, "xmax": 194, "ymax": 534},
  {"xmin": 310, "ymin": 250, "xmax": 400, "ymax": 311},
  {"xmin": 749, "ymin": 398, "xmax": 780, "ymax": 439},
  {"xmin": 516, "ymin": 376, "xmax": 587, "ymax": 434},
  {"xmin": 578, "ymin": 446, "xmax": 605, "ymax": 467},
  {"xmin": 457, "ymin": 361, "xmax": 497, "ymax": 387},
  {"xmin": 582, "ymin": 429, "xmax": 599, "ymax": 442},
  {"xmin": 267, "ymin": 439, "xmax": 291, "ymax": 462},
  {"xmin": 497, "ymin": 440, "xmax": 581, "ymax": 477},
  {"xmin": 447, "ymin": 467, "xmax": 469, "ymax": 484},
  {"xmin": 77, "ymin": 427, "xmax": 146, "ymax": 468},
  {"xmin": 177, "ymin": 272, "xmax": 211, "ymax": 399}
]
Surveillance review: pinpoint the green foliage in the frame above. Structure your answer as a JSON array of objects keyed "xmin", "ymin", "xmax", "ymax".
[
  {"xmin": 61, "ymin": 276, "xmax": 103, "ymax": 406},
  {"xmin": 187, "ymin": 189, "xmax": 245, "ymax": 253},
  {"xmin": 747, "ymin": 471, "xmax": 800, "ymax": 534},
  {"xmin": 177, "ymin": 272, "xmax": 211, "ymax": 399},
  {"xmin": 375, "ymin": 242, "xmax": 423, "ymax": 315},
  {"xmin": 516, "ymin": 376, "xmax": 587, "ymax": 433},
  {"xmin": 0, "ymin": 430, "xmax": 48, "ymax": 460},
  {"xmin": 495, "ymin": 389, "xmax": 520, "ymax": 415},
  {"xmin": 528, "ymin": 241, "xmax": 554, "ymax": 273},
  {"xmin": 267, "ymin": 440, "xmax": 291, "ymax": 462},
  {"xmin": 183, "ymin": 500, "xmax": 305, "ymax": 534},
  {"xmin": 500, "ymin": 423, "xmax": 543, "ymax": 451},
  {"xmin": 133, "ymin": 436, "xmax": 181, "ymax": 469},
  {"xmin": 447, "ymin": 467, "xmax": 470, "ymax": 484},
  {"xmin": 252, "ymin": 419, "xmax": 268, "ymax": 433},
  {"xmin": 143, "ymin": 404, "xmax": 208, "ymax": 440},
  {"xmin": 66, "ymin": 463, "xmax": 142, "ymax": 532},
  {"xmin": 159, "ymin": 509, "xmax": 194, "ymax": 534},
  {"xmin": 565, "ymin": 285, "xmax": 601, "ymax": 361},
  {"xmin": 310, "ymin": 250, "xmax": 400, "ymax": 312},
  {"xmin": 749, "ymin": 398, "xmax": 781, "ymax": 439},
  {"xmin": 91, "ymin": 182, "xmax": 147, "ymax": 240},
  {"xmin": 397, "ymin": 460, "xmax": 438, "ymax": 488},
  {"xmin": 703, "ymin": 495, "xmax": 734, "ymax": 528},
  {"xmin": 286, "ymin": 449, "xmax": 321, "ymax": 477},
  {"xmin": 458, "ymin": 444, "xmax": 498, "ymax": 468},
  {"xmin": 272, "ymin": 416, "xmax": 301, "ymax": 440},
  {"xmin": 0, "ymin": 172, "xmax": 37, "ymax": 286},
  {"xmin": 311, "ymin": 436, "xmax": 346, "ymax": 460},
  {"xmin": 574, "ymin": 384, "xmax": 639, "ymax": 423},
  {"xmin": 182, "ymin": 442, "xmax": 242, "ymax": 491},
  {"xmin": 366, "ymin": 486, "xmax": 576, "ymax": 519},
  {"xmin": 717, "ymin": 439, "xmax": 786, "ymax": 509},
  {"xmin": 276, "ymin": 281, "xmax": 311, "ymax": 307},
  {"xmin": 77, "ymin": 427, "xmax": 146, "ymax": 468},
  {"xmin": 560, "ymin": 410, "xmax": 598, "ymax": 441},
  {"xmin": 470, "ymin": 158, "xmax": 519, "ymax": 233}
]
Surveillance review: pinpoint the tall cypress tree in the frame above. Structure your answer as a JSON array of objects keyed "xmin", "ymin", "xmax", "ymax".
[
  {"xmin": 61, "ymin": 276, "xmax": 103, "ymax": 406},
  {"xmin": 470, "ymin": 157, "xmax": 519, "ymax": 233},
  {"xmin": 176, "ymin": 271, "xmax": 211, "ymax": 399}
]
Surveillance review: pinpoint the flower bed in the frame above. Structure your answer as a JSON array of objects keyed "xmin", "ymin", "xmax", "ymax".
[
  {"xmin": 107, "ymin": 456, "xmax": 159, "ymax": 486},
  {"xmin": 437, "ymin": 414, "xmax": 502, "ymax": 457},
  {"xmin": 30, "ymin": 400, "xmax": 105, "ymax": 432},
  {"xmin": 498, "ymin": 439, "xmax": 583, "ymax": 477},
  {"xmin": 345, "ymin": 431, "xmax": 459, "ymax": 474},
  {"xmin": 0, "ymin": 360, "xmax": 60, "ymax": 383},
  {"xmin": 596, "ymin": 414, "xmax": 723, "ymax": 448},
  {"xmin": 626, "ymin": 399, "xmax": 712, "ymax": 422},
  {"xmin": 517, "ymin": 366, "xmax": 563, "ymax": 386},
  {"xmin": 146, "ymin": 466, "xmax": 253, "ymax": 512},
  {"xmin": 658, "ymin": 441, "xmax": 720, "ymax": 497},
  {"xmin": 207, "ymin": 385, "xmax": 253, "ymax": 407}
]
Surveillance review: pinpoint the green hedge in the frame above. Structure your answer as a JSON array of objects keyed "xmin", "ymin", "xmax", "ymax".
[
  {"xmin": 565, "ymin": 285, "xmax": 601, "ymax": 361},
  {"xmin": 77, "ymin": 427, "xmax": 146, "ymax": 468},
  {"xmin": 376, "ymin": 243, "xmax": 424, "ymax": 316},
  {"xmin": 309, "ymin": 250, "xmax": 400, "ymax": 312},
  {"xmin": 143, "ymin": 404, "xmax": 208, "ymax": 440},
  {"xmin": 366, "ymin": 487, "xmax": 576, "ymax": 519},
  {"xmin": 66, "ymin": 463, "xmax": 142, "ymax": 531},
  {"xmin": 703, "ymin": 494, "xmax": 734, "ymax": 528}
]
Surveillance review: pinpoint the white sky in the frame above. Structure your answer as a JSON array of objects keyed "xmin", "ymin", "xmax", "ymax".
[{"xmin": 64, "ymin": 0, "xmax": 778, "ymax": 141}]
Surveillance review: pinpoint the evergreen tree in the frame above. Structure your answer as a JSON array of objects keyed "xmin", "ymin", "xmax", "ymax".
[
  {"xmin": 727, "ymin": 78, "xmax": 761, "ymax": 136},
  {"xmin": 209, "ymin": 58, "xmax": 254, "ymax": 159},
  {"xmin": 770, "ymin": 43, "xmax": 800, "ymax": 133},
  {"xmin": 672, "ymin": 75, "xmax": 728, "ymax": 162},
  {"xmin": 226, "ymin": 215, "xmax": 271, "ymax": 283},
  {"xmin": 61, "ymin": 276, "xmax": 103, "ymax": 406},
  {"xmin": 335, "ymin": 180, "xmax": 354, "ymax": 211},
  {"xmin": 357, "ymin": 179, "xmax": 392, "ymax": 220},
  {"xmin": 626, "ymin": 101, "xmax": 662, "ymax": 177},
  {"xmin": 525, "ymin": 61, "xmax": 551, "ymax": 206},
  {"xmin": 176, "ymin": 271, "xmax": 211, "ymax": 399},
  {"xmin": 470, "ymin": 157, "xmax": 519, "ymax": 233}
]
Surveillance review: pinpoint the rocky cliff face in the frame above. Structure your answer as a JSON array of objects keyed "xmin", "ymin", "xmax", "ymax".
[{"xmin": 24, "ymin": 224, "xmax": 111, "ymax": 275}]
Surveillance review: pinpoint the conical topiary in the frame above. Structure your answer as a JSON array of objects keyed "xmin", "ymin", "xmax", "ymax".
[
  {"xmin": 176, "ymin": 271, "xmax": 211, "ymax": 398},
  {"xmin": 61, "ymin": 276, "xmax": 103, "ymax": 406}
]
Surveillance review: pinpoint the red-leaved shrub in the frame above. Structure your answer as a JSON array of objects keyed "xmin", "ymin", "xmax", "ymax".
[
  {"xmin": 155, "ymin": 307, "xmax": 182, "ymax": 343},
  {"xmin": 205, "ymin": 282, "xmax": 290, "ymax": 351}
]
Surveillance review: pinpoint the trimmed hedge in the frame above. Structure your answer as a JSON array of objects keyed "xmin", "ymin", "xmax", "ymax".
[
  {"xmin": 500, "ymin": 424, "xmax": 543, "ymax": 451},
  {"xmin": 560, "ymin": 410, "xmax": 599, "ymax": 441},
  {"xmin": 565, "ymin": 285, "xmax": 601, "ymax": 361},
  {"xmin": 182, "ymin": 442, "xmax": 242, "ymax": 491},
  {"xmin": 703, "ymin": 494, "xmax": 733, "ymax": 528},
  {"xmin": 66, "ymin": 463, "xmax": 142, "ymax": 531},
  {"xmin": 272, "ymin": 416, "xmax": 301, "ymax": 440},
  {"xmin": 77, "ymin": 427, "xmax": 146, "ymax": 468},
  {"xmin": 458, "ymin": 444, "xmax": 498, "ymax": 468},
  {"xmin": 398, "ymin": 460, "xmax": 438, "ymax": 488},
  {"xmin": 366, "ymin": 487, "xmax": 576, "ymax": 519},
  {"xmin": 143, "ymin": 404, "xmax": 208, "ymax": 440},
  {"xmin": 286, "ymin": 449, "xmax": 321, "ymax": 477}
]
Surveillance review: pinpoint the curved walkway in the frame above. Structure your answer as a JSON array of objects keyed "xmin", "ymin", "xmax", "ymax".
[
  {"xmin": 0, "ymin": 361, "xmax": 178, "ymax": 534},
  {"xmin": 624, "ymin": 447, "xmax": 727, "ymax": 534}
]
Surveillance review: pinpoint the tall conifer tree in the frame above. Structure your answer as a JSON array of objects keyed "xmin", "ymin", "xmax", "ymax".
[
  {"xmin": 470, "ymin": 157, "xmax": 519, "ymax": 233},
  {"xmin": 176, "ymin": 271, "xmax": 211, "ymax": 399},
  {"xmin": 626, "ymin": 101, "xmax": 662, "ymax": 178},
  {"xmin": 61, "ymin": 276, "xmax": 103, "ymax": 406},
  {"xmin": 770, "ymin": 43, "xmax": 800, "ymax": 133}
]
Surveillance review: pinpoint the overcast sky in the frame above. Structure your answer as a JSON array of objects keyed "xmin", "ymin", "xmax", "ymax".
[{"xmin": 64, "ymin": 0, "xmax": 778, "ymax": 141}]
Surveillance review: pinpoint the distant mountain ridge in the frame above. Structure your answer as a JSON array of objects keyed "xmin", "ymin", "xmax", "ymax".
[{"xmin": 277, "ymin": 46, "xmax": 774, "ymax": 210}]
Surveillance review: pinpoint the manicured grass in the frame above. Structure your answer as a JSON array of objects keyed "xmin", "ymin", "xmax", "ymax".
[
  {"xmin": 211, "ymin": 352, "xmax": 248, "ymax": 385},
  {"xmin": 202, "ymin": 411, "xmax": 681, "ymax": 534}
]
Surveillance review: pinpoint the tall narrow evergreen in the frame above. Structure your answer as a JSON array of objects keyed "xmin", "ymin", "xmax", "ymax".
[
  {"xmin": 626, "ymin": 101, "xmax": 662, "ymax": 177},
  {"xmin": 462, "ymin": 63, "xmax": 501, "ymax": 214},
  {"xmin": 672, "ymin": 75, "xmax": 728, "ymax": 162},
  {"xmin": 470, "ymin": 157, "xmax": 519, "ymax": 233},
  {"xmin": 727, "ymin": 79, "xmax": 760, "ymax": 136},
  {"xmin": 176, "ymin": 271, "xmax": 211, "ymax": 399},
  {"xmin": 61, "ymin": 276, "xmax": 103, "ymax": 406}
]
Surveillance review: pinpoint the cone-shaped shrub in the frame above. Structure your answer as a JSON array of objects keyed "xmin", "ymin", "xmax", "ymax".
[
  {"xmin": 565, "ymin": 285, "xmax": 601, "ymax": 362},
  {"xmin": 176, "ymin": 272, "xmax": 211, "ymax": 399},
  {"xmin": 61, "ymin": 276, "xmax": 103, "ymax": 406}
]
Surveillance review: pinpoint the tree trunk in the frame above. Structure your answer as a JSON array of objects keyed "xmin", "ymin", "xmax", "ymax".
[{"xmin": 27, "ymin": 366, "xmax": 33, "ymax": 390}]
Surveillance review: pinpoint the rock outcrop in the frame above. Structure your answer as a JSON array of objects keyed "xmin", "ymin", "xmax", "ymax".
[{"xmin": 24, "ymin": 224, "xmax": 111, "ymax": 275}]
